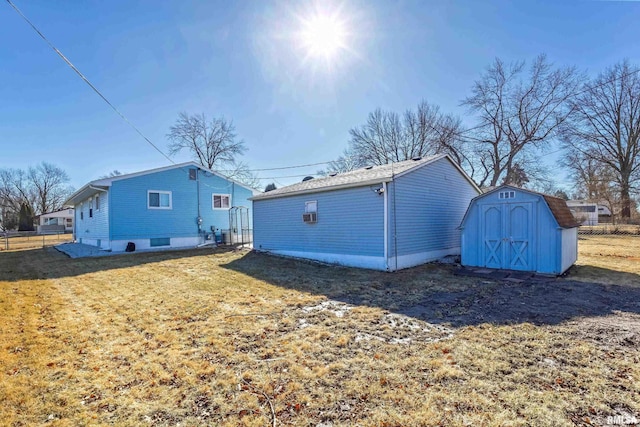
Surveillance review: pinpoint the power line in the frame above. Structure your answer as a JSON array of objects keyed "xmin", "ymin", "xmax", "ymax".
[
  {"xmin": 217, "ymin": 160, "xmax": 332, "ymax": 173},
  {"xmin": 256, "ymin": 173, "xmax": 320, "ymax": 180},
  {"xmin": 7, "ymin": 0, "xmax": 336, "ymax": 181},
  {"xmin": 6, "ymin": 0, "xmax": 175, "ymax": 165}
]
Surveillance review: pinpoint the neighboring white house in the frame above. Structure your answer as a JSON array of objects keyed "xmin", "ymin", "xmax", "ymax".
[
  {"xmin": 37, "ymin": 208, "xmax": 74, "ymax": 233},
  {"xmin": 566, "ymin": 200, "xmax": 612, "ymax": 225}
]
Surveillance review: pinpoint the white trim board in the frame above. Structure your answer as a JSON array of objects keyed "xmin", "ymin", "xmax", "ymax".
[
  {"xmin": 387, "ymin": 247, "xmax": 461, "ymax": 271},
  {"xmin": 257, "ymin": 249, "xmax": 388, "ymax": 271}
]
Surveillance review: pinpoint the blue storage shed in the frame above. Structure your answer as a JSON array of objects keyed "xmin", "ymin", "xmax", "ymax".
[
  {"xmin": 460, "ymin": 185, "xmax": 580, "ymax": 275},
  {"xmin": 252, "ymin": 154, "xmax": 480, "ymax": 271}
]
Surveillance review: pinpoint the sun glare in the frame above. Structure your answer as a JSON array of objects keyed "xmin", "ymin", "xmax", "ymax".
[{"xmin": 299, "ymin": 11, "xmax": 347, "ymax": 62}]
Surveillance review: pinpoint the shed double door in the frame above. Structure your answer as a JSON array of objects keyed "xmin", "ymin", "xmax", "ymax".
[{"xmin": 481, "ymin": 203, "xmax": 534, "ymax": 271}]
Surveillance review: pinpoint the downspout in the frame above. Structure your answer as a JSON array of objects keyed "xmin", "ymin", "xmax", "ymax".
[
  {"xmin": 383, "ymin": 181, "xmax": 388, "ymax": 271},
  {"xmin": 392, "ymin": 164, "xmax": 398, "ymax": 271},
  {"xmin": 108, "ymin": 189, "xmax": 112, "ymax": 250},
  {"xmin": 196, "ymin": 169, "xmax": 202, "ymax": 242}
]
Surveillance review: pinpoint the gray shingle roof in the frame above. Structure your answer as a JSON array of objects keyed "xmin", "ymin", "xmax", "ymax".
[{"xmin": 252, "ymin": 154, "xmax": 447, "ymax": 200}]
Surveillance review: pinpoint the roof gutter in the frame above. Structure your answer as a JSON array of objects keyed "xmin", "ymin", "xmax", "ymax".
[{"xmin": 90, "ymin": 185, "xmax": 108, "ymax": 193}]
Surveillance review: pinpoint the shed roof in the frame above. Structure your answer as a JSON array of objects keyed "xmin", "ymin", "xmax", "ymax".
[
  {"xmin": 462, "ymin": 185, "xmax": 581, "ymax": 229},
  {"xmin": 252, "ymin": 154, "xmax": 480, "ymax": 200},
  {"xmin": 542, "ymin": 195, "xmax": 582, "ymax": 228}
]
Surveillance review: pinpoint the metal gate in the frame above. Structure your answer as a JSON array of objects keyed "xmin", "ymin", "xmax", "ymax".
[{"xmin": 228, "ymin": 206, "xmax": 252, "ymax": 247}]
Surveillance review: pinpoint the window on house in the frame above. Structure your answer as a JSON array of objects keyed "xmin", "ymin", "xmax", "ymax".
[
  {"xmin": 95, "ymin": 195, "xmax": 100, "ymax": 211},
  {"xmin": 305, "ymin": 201, "xmax": 317, "ymax": 213},
  {"xmin": 89, "ymin": 208, "xmax": 93, "ymax": 218},
  {"xmin": 80, "ymin": 211, "xmax": 84, "ymax": 220},
  {"xmin": 148, "ymin": 191, "xmax": 172, "ymax": 209},
  {"xmin": 212, "ymin": 194, "xmax": 231, "ymax": 209}
]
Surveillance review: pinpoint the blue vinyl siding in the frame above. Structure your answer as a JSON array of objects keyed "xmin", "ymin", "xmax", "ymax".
[
  {"xmin": 75, "ymin": 190, "xmax": 110, "ymax": 245},
  {"xmin": 110, "ymin": 167, "xmax": 253, "ymax": 241},
  {"xmin": 254, "ymin": 186, "xmax": 384, "ymax": 257},
  {"xmin": 460, "ymin": 187, "xmax": 574, "ymax": 274},
  {"xmin": 389, "ymin": 157, "xmax": 480, "ymax": 257}
]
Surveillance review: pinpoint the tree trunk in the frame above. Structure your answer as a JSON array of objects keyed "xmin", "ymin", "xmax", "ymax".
[{"xmin": 620, "ymin": 183, "xmax": 632, "ymax": 220}]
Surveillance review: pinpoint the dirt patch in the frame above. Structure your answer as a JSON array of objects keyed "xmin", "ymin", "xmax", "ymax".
[
  {"xmin": 564, "ymin": 312, "xmax": 640, "ymax": 351},
  {"xmin": 297, "ymin": 300, "xmax": 454, "ymax": 344}
]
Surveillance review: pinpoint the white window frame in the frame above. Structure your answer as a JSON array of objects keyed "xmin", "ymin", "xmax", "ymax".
[
  {"xmin": 95, "ymin": 195, "xmax": 100, "ymax": 211},
  {"xmin": 212, "ymin": 194, "xmax": 231, "ymax": 210},
  {"xmin": 148, "ymin": 190, "xmax": 173, "ymax": 210},
  {"xmin": 499, "ymin": 191, "xmax": 515, "ymax": 200},
  {"xmin": 305, "ymin": 201, "xmax": 317, "ymax": 213}
]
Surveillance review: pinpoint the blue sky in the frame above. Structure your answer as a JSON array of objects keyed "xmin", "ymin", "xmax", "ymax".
[{"xmin": 1, "ymin": 0, "xmax": 639, "ymax": 190}]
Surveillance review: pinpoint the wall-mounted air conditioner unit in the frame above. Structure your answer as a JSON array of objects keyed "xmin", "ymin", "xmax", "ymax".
[{"xmin": 302, "ymin": 212, "xmax": 317, "ymax": 223}]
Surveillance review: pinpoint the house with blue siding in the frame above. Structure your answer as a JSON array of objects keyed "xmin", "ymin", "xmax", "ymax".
[
  {"xmin": 460, "ymin": 185, "xmax": 580, "ymax": 275},
  {"xmin": 64, "ymin": 162, "xmax": 256, "ymax": 252},
  {"xmin": 251, "ymin": 154, "xmax": 480, "ymax": 271}
]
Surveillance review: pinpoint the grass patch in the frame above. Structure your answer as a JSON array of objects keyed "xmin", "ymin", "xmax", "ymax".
[
  {"xmin": 572, "ymin": 235, "xmax": 640, "ymax": 286},
  {"xmin": 0, "ymin": 237, "xmax": 639, "ymax": 426},
  {"xmin": 0, "ymin": 233, "xmax": 73, "ymax": 252}
]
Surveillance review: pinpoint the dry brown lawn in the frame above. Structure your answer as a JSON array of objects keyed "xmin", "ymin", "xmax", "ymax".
[
  {"xmin": 0, "ymin": 234, "xmax": 73, "ymax": 252},
  {"xmin": 1, "ymin": 236, "xmax": 639, "ymax": 426}
]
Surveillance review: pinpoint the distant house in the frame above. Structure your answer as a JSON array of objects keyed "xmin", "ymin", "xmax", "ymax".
[
  {"xmin": 64, "ymin": 162, "xmax": 256, "ymax": 252},
  {"xmin": 37, "ymin": 208, "xmax": 74, "ymax": 233},
  {"xmin": 566, "ymin": 200, "xmax": 612, "ymax": 225},
  {"xmin": 460, "ymin": 185, "xmax": 580, "ymax": 275},
  {"xmin": 251, "ymin": 154, "xmax": 481, "ymax": 271}
]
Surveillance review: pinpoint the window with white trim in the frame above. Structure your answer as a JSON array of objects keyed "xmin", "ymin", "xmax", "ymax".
[
  {"xmin": 148, "ymin": 190, "xmax": 172, "ymax": 209},
  {"xmin": 212, "ymin": 194, "xmax": 231, "ymax": 209},
  {"xmin": 95, "ymin": 195, "xmax": 100, "ymax": 211},
  {"xmin": 305, "ymin": 201, "xmax": 317, "ymax": 213},
  {"xmin": 499, "ymin": 191, "xmax": 516, "ymax": 200}
]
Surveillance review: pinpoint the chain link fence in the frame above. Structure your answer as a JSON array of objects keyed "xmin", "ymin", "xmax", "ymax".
[
  {"xmin": 1, "ymin": 231, "xmax": 73, "ymax": 251},
  {"xmin": 578, "ymin": 223, "xmax": 640, "ymax": 236}
]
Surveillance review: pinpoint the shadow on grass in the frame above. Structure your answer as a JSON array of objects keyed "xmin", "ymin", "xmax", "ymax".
[
  {"xmin": 221, "ymin": 252, "xmax": 640, "ymax": 327},
  {"xmin": 0, "ymin": 246, "xmax": 234, "ymax": 282}
]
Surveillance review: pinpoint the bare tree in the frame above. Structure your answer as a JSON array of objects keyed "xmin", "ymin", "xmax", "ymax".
[
  {"xmin": 0, "ymin": 168, "xmax": 34, "ymax": 211},
  {"xmin": 28, "ymin": 162, "xmax": 73, "ymax": 215},
  {"xmin": 560, "ymin": 149, "xmax": 613, "ymax": 200},
  {"xmin": 340, "ymin": 100, "xmax": 470, "ymax": 171},
  {"xmin": 224, "ymin": 160, "xmax": 261, "ymax": 190},
  {"xmin": 561, "ymin": 61, "xmax": 640, "ymax": 219},
  {"xmin": 325, "ymin": 148, "xmax": 365, "ymax": 174},
  {"xmin": 0, "ymin": 163, "xmax": 73, "ymax": 223},
  {"xmin": 463, "ymin": 55, "xmax": 580, "ymax": 187},
  {"xmin": 168, "ymin": 112, "xmax": 246, "ymax": 170},
  {"xmin": 100, "ymin": 170, "xmax": 123, "ymax": 179}
]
